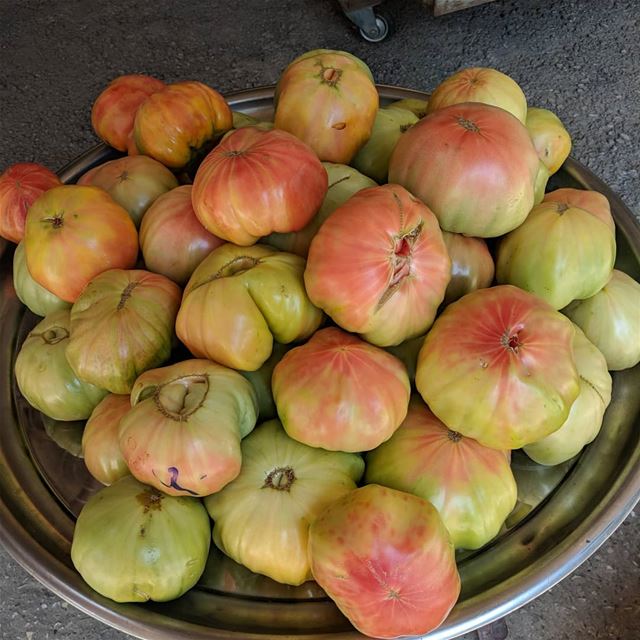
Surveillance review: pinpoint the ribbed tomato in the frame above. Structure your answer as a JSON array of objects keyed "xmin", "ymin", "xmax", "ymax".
[
  {"xmin": 24, "ymin": 185, "xmax": 138, "ymax": 303},
  {"xmin": 272, "ymin": 327, "xmax": 410, "ymax": 452},
  {"xmin": 416, "ymin": 285, "xmax": 580, "ymax": 450},
  {"xmin": 192, "ymin": 127, "xmax": 327, "ymax": 245},
  {"xmin": 304, "ymin": 184, "xmax": 450, "ymax": 346},
  {"xmin": 308, "ymin": 484, "xmax": 460, "ymax": 639},
  {"xmin": 91, "ymin": 74, "xmax": 165, "ymax": 152},
  {"xmin": 365, "ymin": 398, "xmax": 517, "ymax": 549},
  {"xmin": 0, "ymin": 162, "xmax": 61, "ymax": 243},
  {"xmin": 543, "ymin": 187, "xmax": 615, "ymax": 233},
  {"xmin": 139, "ymin": 185, "xmax": 224, "ymax": 285},
  {"xmin": 274, "ymin": 49, "xmax": 378, "ymax": 163},
  {"xmin": 389, "ymin": 102, "xmax": 539, "ymax": 237},
  {"xmin": 119, "ymin": 359, "xmax": 258, "ymax": 497}
]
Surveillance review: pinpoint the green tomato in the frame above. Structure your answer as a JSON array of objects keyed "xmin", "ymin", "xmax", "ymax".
[
  {"xmin": 523, "ymin": 326, "xmax": 612, "ymax": 465},
  {"xmin": 563, "ymin": 269, "xmax": 640, "ymax": 370},
  {"xmin": 265, "ymin": 162, "xmax": 376, "ymax": 257},
  {"xmin": 387, "ymin": 98, "xmax": 428, "ymax": 119},
  {"xmin": 13, "ymin": 241, "xmax": 70, "ymax": 317},
  {"xmin": 204, "ymin": 419, "xmax": 363, "ymax": 585},
  {"xmin": 351, "ymin": 106, "xmax": 418, "ymax": 183},
  {"xmin": 15, "ymin": 309, "xmax": 107, "ymax": 420},
  {"xmin": 71, "ymin": 476, "xmax": 210, "ymax": 603},
  {"xmin": 533, "ymin": 159, "xmax": 550, "ymax": 205},
  {"xmin": 42, "ymin": 415, "xmax": 85, "ymax": 457}
]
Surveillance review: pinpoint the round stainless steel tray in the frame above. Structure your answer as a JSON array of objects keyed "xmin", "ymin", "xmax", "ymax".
[{"xmin": 1, "ymin": 86, "xmax": 639, "ymax": 640}]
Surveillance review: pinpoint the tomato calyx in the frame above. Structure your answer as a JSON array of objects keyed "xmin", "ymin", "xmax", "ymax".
[
  {"xmin": 555, "ymin": 202, "xmax": 570, "ymax": 214},
  {"xmin": 136, "ymin": 487, "xmax": 164, "ymax": 513},
  {"xmin": 262, "ymin": 466, "xmax": 296, "ymax": 492},
  {"xmin": 153, "ymin": 374, "xmax": 209, "ymax": 422},
  {"xmin": 457, "ymin": 116, "xmax": 480, "ymax": 133},
  {"xmin": 42, "ymin": 212, "xmax": 65, "ymax": 229},
  {"xmin": 447, "ymin": 429, "xmax": 463, "ymax": 443}
]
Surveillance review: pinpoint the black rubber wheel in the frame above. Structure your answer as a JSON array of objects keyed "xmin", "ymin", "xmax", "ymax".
[{"xmin": 358, "ymin": 13, "xmax": 394, "ymax": 43}]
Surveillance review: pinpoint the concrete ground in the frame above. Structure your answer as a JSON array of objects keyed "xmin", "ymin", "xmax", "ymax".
[{"xmin": 1, "ymin": 0, "xmax": 639, "ymax": 638}]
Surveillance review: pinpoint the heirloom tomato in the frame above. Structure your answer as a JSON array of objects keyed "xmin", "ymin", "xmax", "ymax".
[
  {"xmin": 389, "ymin": 102, "xmax": 539, "ymax": 237},
  {"xmin": 78, "ymin": 155, "xmax": 177, "ymax": 227},
  {"xmin": 82, "ymin": 394, "xmax": 132, "ymax": 485},
  {"xmin": 15, "ymin": 309, "xmax": 107, "ymax": 420},
  {"xmin": 416, "ymin": 285, "xmax": 580, "ymax": 450},
  {"xmin": 365, "ymin": 398, "xmax": 517, "ymax": 549},
  {"xmin": 204, "ymin": 420, "xmax": 363, "ymax": 585},
  {"xmin": 274, "ymin": 49, "xmax": 378, "ymax": 163},
  {"xmin": 66, "ymin": 269, "xmax": 181, "ymax": 394},
  {"xmin": 308, "ymin": 484, "xmax": 460, "ymax": 639},
  {"xmin": 192, "ymin": 126, "xmax": 327, "ymax": 245},
  {"xmin": 351, "ymin": 106, "xmax": 418, "ymax": 183},
  {"xmin": 272, "ymin": 327, "xmax": 410, "ymax": 452},
  {"xmin": 524, "ymin": 327, "xmax": 612, "ymax": 465},
  {"xmin": 24, "ymin": 185, "xmax": 138, "ymax": 302},
  {"xmin": 91, "ymin": 74, "xmax": 165, "ymax": 151},
  {"xmin": 441, "ymin": 231, "xmax": 494, "ymax": 305},
  {"xmin": 42, "ymin": 416, "xmax": 85, "ymax": 458},
  {"xmin": 533, "ymin": 160, "xmax": 550, "ymax": 205},
  {"xmin": 305, "ymin": 184, "xmax": 450, "ymax": 346},
  {"xmin": 139, "ymin": 185, "xmax": 224, "ymax": 285},
  {"xmin": 427, "ymin": 67, "xmax": 527, "ymax": 123},
  {"xmin": 0, "ymin": 162, "xmax": 60, "ymax": 243},
  {"xmin": 71, "ymin": 476, "xmax": 210, "ymax": 603},
  {"xmin": 563, "ymin": 269, "xmax": 640, "ymax": 370},
  {"xmin": 526, "ymin": 107, "xmax": 572, "ymax": 174},
  {"xmin": 12, "ymin": 241, "xmax": 70, "ymax": 316},
  {"xmin": 496, "ymin": 196, "xmax": 616, "ymax": 309},
  {"xmin": 265, "ymin": 162, "xmax": 376, "ymax": 257},
  {"xmin": 119, "ymin": 359, "xmax": 258, "ymax": 497},
  {"xmin": 543, "ymin": 187, "xmax": 615, "ymax": 233},
  {"xmin": 133, "ymin": 81, "xmax": 232, "ymax": 169},
  {"xmin": 388, "ymin": 98, "xmax": 428, "ymax": 118},
  {"xmin": 176, "ymin": 243, "xmax": 323, "ymax": 371}
]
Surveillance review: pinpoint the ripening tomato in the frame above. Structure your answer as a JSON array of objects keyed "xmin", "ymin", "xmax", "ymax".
[
  {"xmin": 543, "ymin": 187, "xmax": 615, "ymax": 234},
  {"xmin": 308, "ymin": 484, "xmax": 461, "ymax": 639},
  {"xmin": 526, "ymin": 107, "xmax": 572, "ymax": 174},
  {"xmin": 0, "ymin": 162, "xmax": 61, "ymax": 243},
  {"xmin": 24, "ymin": 185, "xmax": 138, "ymax": 303}
]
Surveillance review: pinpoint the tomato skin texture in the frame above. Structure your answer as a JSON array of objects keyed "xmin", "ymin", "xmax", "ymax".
[
  {"xmin": 119, "ymin": 359, "xmax": 258, "ymax": 497},
  {"xmin": 204, "ymin": 420, "xmax": 363, "ymax": 585},
  {"xmin": 524, "ymin": 327, "xmax": 612, "ymax": 465},
  {"xmin": 273, "ymin": 327, "xmax": 411, "ymax": 452},
  {"xmin": 66, "ymin": 269, "xmax": 181, "ymax": 394},
  {"xmin": 82, "ymin": 394, "xmax": 132, "ymax": 485},
  {"xmin": 543, "ymin": 187, "xmax": 615, "ymax": 234},
  {"xmin": 441, "ymin": 231, "xmax": 495, "ymax": 305},
  {"xmin": 496, "ymin": 198, "xmax": 616, "ymax": 310},
  {"xmin": 14, "ymin": 309, "xmax": 108, "ymax": 421},
  {"xmin": 304, "ymin": 184, "xmax": 450, "ymax": 346},
  {"xmin": 176, "ymin": 243, "xmax": 323, "ymax": 371},
  {"xmin": 526, "ymin": 107, "xmax": 572, "ymax": 174},
  {"xmin": 77, "ymin": 155, "xmax": 178, "ymax": 227},
  {"xmin": 139, "ymin": 185, "xmax": 224, "ymax": 285},
  {"xmin": 365, "ymin": 398, "xmax": 517, "ymax": 549},
  {"xmin": 308, "ymin": 484, "xmax": 460, "ymax": 639},
  {"xmin": 12, "ymin": 241, "xmax": 71, "ymax": 316},
  {"xmin": 416, "ymin": 285, "xmax": 580, "ymax": 450},
  {"xmin": 389, "ymin": 103, "xmax": 539, "ymax": 237},
  {"xmin": 192, "ymin": 127, "xmax": 327, "ymax": 246},
  {"xmin": 0, "ymin": 162, "xmax": 61, "ymax": 243},
  {"xmin": 274, "ymin": 49, "xmax": 378, "ymax": 163},
  {"xmin": 427, "ymin": 67, "xmax": 528, "ymax": 123},
  {"xmin": 91, "ymin": 74, "xmax": 165, "ymax": 152},
  {"xmin": 71, "ymin": 476, "xmax": 210, "ymax": 603},
  {"xmin": 265, "ymin": 162, "xmax": 376, "ymax": 257},
  {"xmin": 133, "ymin": 81, "xmax": 232, "ymax": 169},
  {"xmin": 24, "ymin": 185, "xmax": 138, "ymax": 303},
  {"xmin": 563, "ymin": 269, "xmax": 640, "ymax": 371}
]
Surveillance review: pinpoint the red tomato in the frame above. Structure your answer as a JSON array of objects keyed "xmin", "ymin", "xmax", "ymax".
[
  {"xmin": 0, "ymin": 163, "xmax": 61, "ymax": 243},
  {"xmin": 24, "ymin": 185, "xmax": 138, "ymax": 302},
  {"xmin": 91, "ymin": 74, "xmax": 165, "ymax": 151},
  {"xmin": 308, "ymin": 484, "xmax": 460, "ymax": 639},
  {"xmin": 192, "ymin": 127, "xmax": 327, "ymax": 246},
  {"xmin": 304, "ymin": 184, "xmax": 450, "ymax": 346}
]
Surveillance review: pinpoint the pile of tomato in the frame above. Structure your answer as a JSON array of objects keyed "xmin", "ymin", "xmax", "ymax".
[{"xmin": 2, "ymin": 49, "xmax": 639, "ymax": 639}]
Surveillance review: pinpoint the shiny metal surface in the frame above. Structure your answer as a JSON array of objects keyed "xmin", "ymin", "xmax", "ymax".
[{"xmin": 0, "ymin": 85, "xmax": 639, "ymax": 640}]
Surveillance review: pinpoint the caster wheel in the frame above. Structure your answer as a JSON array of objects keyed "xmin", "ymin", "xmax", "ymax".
[{"xmin": 358, "ymin": 13, "xmax": 393, "ymax": 43}]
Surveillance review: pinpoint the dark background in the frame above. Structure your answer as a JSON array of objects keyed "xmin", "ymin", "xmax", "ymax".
[{"xmin": 1, "ymin": 1, "xmax": 639, "ymax": 638}]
